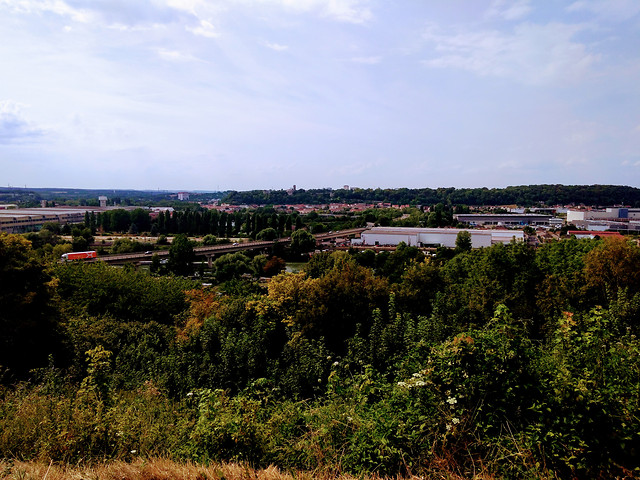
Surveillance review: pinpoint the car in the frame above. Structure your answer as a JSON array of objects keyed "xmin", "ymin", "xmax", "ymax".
[
  {"xmin": 233, "ymin": 242, "xmax": 238, "ymax": 246},
  {"xmin": 145, "ymin": 251, "xmax": 153, "ymax": 255}
]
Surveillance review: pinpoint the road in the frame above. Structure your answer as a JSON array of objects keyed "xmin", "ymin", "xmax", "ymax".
[{"xmin": 94, "ymin": 228, "xmax": 367, "ymax": 265}]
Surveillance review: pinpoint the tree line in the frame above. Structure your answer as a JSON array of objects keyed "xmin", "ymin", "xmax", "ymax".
[{"xmin": 224, "ymin": 184, "xmax": 640, "ymax": 207}]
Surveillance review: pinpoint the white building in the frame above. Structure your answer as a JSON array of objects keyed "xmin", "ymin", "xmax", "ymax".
[
  {"xmin": 567, "ymin": 208, "xmax": 640, "ymax": 223},
  {"xmin": 352, "ymin": 227, "xmax": 524, "ymax": 249},
  {"xmin": 454, "ymin": 213, "xmax": 551, "ymax": 226}
]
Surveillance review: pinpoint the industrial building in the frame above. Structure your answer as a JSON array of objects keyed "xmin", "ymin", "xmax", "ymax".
[
  {"xmin": 566, "ymin": 207, "xmax": 640, "ymax": 223},
  {"xmin": 454, "ymin": 213, "xmax": 552, "ymax": 227},
  {"xmin": 0, "ymin": 206, "xmax": 140, "ymax": 233},
  {"xmin": 351, "ymin": 227, "xmax": 524, "ymax": 249},
  {"xmin": 566, "ymin": 208, "xmax": 640, "ymax": 232}
]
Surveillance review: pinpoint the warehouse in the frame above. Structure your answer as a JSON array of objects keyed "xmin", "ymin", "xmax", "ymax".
[
  {"xmin": 352, "ymin": 227, "xmax": 524, "ymax": 249},
  {"xmin": 454, "ymin": 213, "xmax": 551, "ymax": 226}
]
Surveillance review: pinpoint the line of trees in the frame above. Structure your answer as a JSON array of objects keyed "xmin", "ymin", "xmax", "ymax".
[
  {"xmin": 91, "ymin": 208, "xmax": 305, "ymax": 238},
  {"xmin": 224, "ymin": 184, "xmax": 640, "ymax": 207}
]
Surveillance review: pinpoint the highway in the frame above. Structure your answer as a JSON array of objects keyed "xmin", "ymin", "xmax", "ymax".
[{"xmin": 94, "ymin": 228, "xmax": 367, "ymax": 265}]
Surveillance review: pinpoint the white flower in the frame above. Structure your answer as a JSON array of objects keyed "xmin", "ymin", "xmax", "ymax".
[
  {"xmin": 186, "ymin": 392, "xmax": 193, "ymax": 397},
  {"xmin": 412, "ymin": 373, "xmax": 421, "ymax": 378},
  {"xmin": 130, "ymin": 450, "xmax": 137, "ymax": 454},
  {"xmin": 446, "ymin": 397, "xmax": 457, "ymax": 405},
  {"xmin": 333, "ymin": 361, "xmax": 339, "ymax": 367},
  {"xmin": 452, "ymin": 417, "xmax": 460, "ymax": 424}
]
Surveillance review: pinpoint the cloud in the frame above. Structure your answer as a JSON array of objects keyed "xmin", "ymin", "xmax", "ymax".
[
  {"xmin": 422, "ymin": 22, "xmax": 599, "ymax": 86},
  {"xmin": 241, "ymin": 0, "xmax": 372, "ymax": 24},
  {"xmin": 621, "ymin": 159, "xmax": 640, "ymax": 167},
  {"xmin": 0, "ymin": 101, "xmax": 45, "ymax": 144},
  {"xmin": 1, "ymin": 0, "xmax": 182, "ymax": 30},
  {"xmin": 186, "ymin": 19, "xmax": 219, "ymax": 38},
  {"xmin": 274, "ymin": 0, "xmax": 371, "ymax": 23},
  {"xmin": 156, "ymin": 48, "xmax": 205, "ymax": 62},
  {"xmin": 262, "ymin": 41, "xmax": 289, "ymax": 51},
  {"xmin": 486, "ymin": 0, "xmax": 532, "ymax": 21},
  {"xmin": 567, "ymin": 0, "xmax": 640, "ymax": 21},
  {"xmin": 0, "ymin": 0, "xmax": 92, "ymax": 22}
]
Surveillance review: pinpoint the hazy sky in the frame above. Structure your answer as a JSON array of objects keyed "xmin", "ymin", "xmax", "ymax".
[{"xmin": 1, "ymin": 0, "xmax": 639, "ymax": 191}]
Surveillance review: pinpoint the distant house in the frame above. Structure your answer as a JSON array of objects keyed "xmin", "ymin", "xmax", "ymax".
[
  {"xmin": 177, "ymin": 192, "xmax": 190, "ymax": 201},
  {"xmin": 567, "ymin": 230, "xmax": 624, "ymax": 240}
]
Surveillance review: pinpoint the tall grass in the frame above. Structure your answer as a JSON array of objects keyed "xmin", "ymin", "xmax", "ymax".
[{"xmin": 0, "ymin": 458, "xmax": 498, "ymax": 480}]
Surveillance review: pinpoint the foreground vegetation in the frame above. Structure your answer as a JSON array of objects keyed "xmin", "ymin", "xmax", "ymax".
[
  {"xmin": 1, "ymin": 231, "xmax": 640, "ymax": 478},
  {"xmin": 0, "ymin": 458, "xmax": 486, "ymax": 480}
]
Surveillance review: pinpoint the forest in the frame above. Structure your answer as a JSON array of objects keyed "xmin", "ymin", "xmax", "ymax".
[
  {"xmin": 223, "ymin": 184, "xmax": 640, "ymax": 207},
  {"xmin": 3, "ymin": 184, "xmax": 640, "ymax": 209},
  {"xmin": 1, "ymin": 230, "xmax": 640, "ymax": 479}
]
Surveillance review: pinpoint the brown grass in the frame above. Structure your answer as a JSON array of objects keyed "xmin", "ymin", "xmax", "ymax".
[{"xmin": 0, "ymin": 458, "xmax": 486, "ymax": 480}]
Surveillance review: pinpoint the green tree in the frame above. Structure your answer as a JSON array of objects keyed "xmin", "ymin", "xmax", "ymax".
[
  {"xmin": 0, "ymin": 233, "xmax": 62, "ymax": 379},
  {"xmin": 455, "ymin": 230, "xmax": 472, "ymax": 253},
  {"xmin": 290, "ymin": 229, "xmax": 315, "ymax": 255},
  {"xmin": 584, "ymin": 237, "xmax": 640, "ymax": 300},
  {"xmin": 168, "ymin": 234, "xmax": 195, "ymax": 276},
  {"xmin": 212, "ymin": 252, "xmax": 253, "ymax": 282},
  {"xmin": 202, "ymin": 234, "xmax": 218, "ymax": 246},
  {"xmin": 256, "ymin": 228, "xmax": 278, "ymax": 241}
]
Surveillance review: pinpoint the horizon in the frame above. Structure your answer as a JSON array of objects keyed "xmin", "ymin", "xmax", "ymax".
[
  {"xmin": 2, "ymin": 1, "xmax": 639, "ymax": 190},
  {"xmin": 2, "ymin": 182, "xmax": 640, "ymax": 197}
]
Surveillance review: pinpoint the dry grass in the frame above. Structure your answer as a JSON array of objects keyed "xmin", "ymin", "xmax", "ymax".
[{"xmin": 0, "ymin": 458, "xmax": 486, "ymax": 480}]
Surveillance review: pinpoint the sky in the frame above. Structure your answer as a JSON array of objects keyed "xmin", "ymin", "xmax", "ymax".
[{"xmin": 1, "ymin": 0, "xmax": 639, "ymax": 191}]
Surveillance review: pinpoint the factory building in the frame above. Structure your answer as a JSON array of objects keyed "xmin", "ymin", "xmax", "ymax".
[
  {"xmin": 454, "ymin": 213, "xmax": 552, "ymax": 226},
  {"xmin": 352, "ymin": 227, "xmax": 524, "ymax": 249},
  {"xmin": 567, "ymin": 208, "xmax": 640, "ymax": 222},
  {"xmin": 0, "ymin": 205, "xmax": 142, "ymax": 233},
  {"xmin": 567, "ymin": 208, "xmax": 640, "ymax": 232}
]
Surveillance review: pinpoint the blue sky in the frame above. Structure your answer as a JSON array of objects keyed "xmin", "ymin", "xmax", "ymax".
[{"xmin": 1, "ymin": 0, "xmax": 639, "ymax": 191}]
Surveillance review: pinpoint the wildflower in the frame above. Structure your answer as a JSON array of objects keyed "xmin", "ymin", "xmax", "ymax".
[
  {"xmin": 333, "ymin": 361, "xmax": 339, "ymax": 367},
  {"xmin": 131, "ymin": 450, "xmax": 137, "ymax": 454},
  {"xmin": 412, "ymin": 373, "xmax": 421, "ymax": 378},
  {"xmin": 446, "ymin": 424, "xmax": 452, "ymax": 431},
  {"xmin": 446, "ymin": 396, "xmax": 457, "ymax": 405},
  {"xmin": 186, "ymin": 392, "xmax": 193, "ymax": 397},
  {"xmin": 397, "ymin": 381, "xmax": 408, "ymax": 388},
  {"xmin": 452, "ymin": 417, "xmax": 460, "ymax": 424},
  {"xmin": 415, "ymin": 381, "xmax": 426, "ymax": 387}
]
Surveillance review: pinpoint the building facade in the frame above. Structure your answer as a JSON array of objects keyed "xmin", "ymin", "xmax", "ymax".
[
  {"xmin": 454, "ymin": 213, "xmax": 552, "ymax": 226},
  {"xmin": 352, "ymin": 227, "xmax": 524, "ymax": 249}
]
